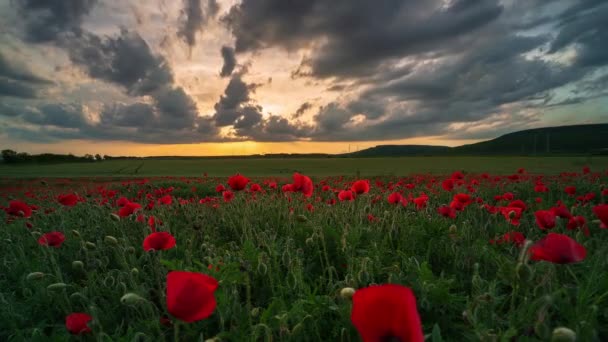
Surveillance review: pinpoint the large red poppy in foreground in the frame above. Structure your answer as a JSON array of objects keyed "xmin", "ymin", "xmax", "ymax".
[
  {"xmin": 166, "ymin": 271, "xmax": 219, "ymax": 323},
  {"xmin": 351, "ymin": 284, "xmax": 424, "ymax": 342}
]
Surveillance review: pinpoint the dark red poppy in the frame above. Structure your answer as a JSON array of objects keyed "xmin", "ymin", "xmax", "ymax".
[
  {"xmin": 116, "ymin": 197, "xmax": 130, "ymax": 207},
  {"xmin": 413, "ymin": 195, "xmax": 428, "ymax": 210},
  {"xmin": 65, "ymin": 312, "xmax": 92, "ymax": 335},
  {"xmin": 118, "ymin": 202, "xmax": 142, "ymax": 217},
  {"xmin": 566, "ymin": 216, "xmax": 588, "ymax": 235},
  {"xmin": 551, "ymin": 204, "xmax": 572, "ymax": 219},
  {"xmin": 222, "ymin": 190, "xmax": 234, "ymax": 202},
  {"xmin": 228, "ymin": 174, "xmax": 249, "ymax": 191},
  {"xmin": 438, "ymin": 205, "xmax": 456, "ymax": 218},
  {"xmin": 499, "ymin": 207, "xmax": 522, "ymax": 226},
  {"xmin": 143, "ymin": 232, "xmax": 176, "ymax": 251},
  {"xmin": 387, "ymin": 192, "xmax": 403, "ymax": 205},
  {"xmin": 351, "ymin": 180, "xmax": 370, "ymax": 195},
  {"xmin": 351, "ymin": 284, "xmax": 424, "ymax": 342},
  {"xmin": 491, "ymin": 231, "xmax": 525, "ymax": 247},
  {"xmin": 529, "ymin": 233, "xmax": 586, "ymax": 264},
  {"xmin": 338, "ymin": 190, "xmax": 355, "ymax": 201},
  {"xmin": 507, "ymin": 200, "xmax": 527, "ymax": 212},
  {"xmin": 292, "ymin": 173, "xmax": 314, "ymax": 197},
  {"xmin": 58, "ymin": 193, "xmax": 79, "ymax": 206},
  {"xmin": 592, "ymin": 204, "xmax": 608, "ymax": 228},
  {"xmin": 4, "ymin": 200, "xmax": 32, "ymax": 218},
  {"xmin": 38, "ymin": 231, "xmax": 65, "ymax": 247},
  {"xmin": 534, "ymin": 184, "xmax": 549, "ymax": 193},
  {"xmin": 564, "ymin": 186, "xmax": 577, "ymax": 196},
  {"xmin": 215, "ymin": 184, "xmax": 225, "ymax": 193},
  {"xmin": 166, "ymin": 271, "xmax": 218, "ymax": 323},
  {"xmin": 535, "ymin": 210, "xmax": 556, "ymax": 230}
]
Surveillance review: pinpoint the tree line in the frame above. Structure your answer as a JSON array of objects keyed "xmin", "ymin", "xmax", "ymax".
[{"xmin": 0, "ymin": 149, "xmax": 109, "ymax": 164}]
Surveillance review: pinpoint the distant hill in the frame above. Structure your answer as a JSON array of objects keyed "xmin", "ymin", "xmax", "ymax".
[
  {"xmin": 344, "ymin": 124, "xmax": 608, "ymax": 157},
  {"xmin": 344, "ymin": 145, "xmax": 451, "ymax": 157}
]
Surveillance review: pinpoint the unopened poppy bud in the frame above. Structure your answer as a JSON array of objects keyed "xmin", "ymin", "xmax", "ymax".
[
  {"xmin": 26, "ymin": 272, "xmax": 45, "ymax": 281},
  {"xmin": 126, "ymin": 246, "xmax": 136, "ymax": 254},
  {"xmin": 85, "ymin": 241, "xmax": 96, "ymax": 249},
  {"xmin": 296, "ymin": 214, "xmax": 308, "ymax": 222},
  {"xmin": 120, "ymin": 293, "xmax": 147, "ymax": 306},
  {"xmin": 516, "ymin": 262, "xmax": 533, "ymax": 281},
  {"xmin": 71, "ymin": 230, "xmax": 81, "ymax": 237},
  {"xmin": 257, "ymin": 262, "xmax": 268, "ymax": 275},
  {"xmin": 72, "ymin": 261, "xmax": 84, "ymax": 271},
  {"xmin": 551, "ymin": 327, "xmax": 576, "ymax": 342},
  {"xmin": 508, "ymin": 210, "xmax": 517, "ymax": 218},
  {"xmin": 250, "ymin": 307, "xmax": 260, "ymax": 317},
  {"xmin": 448, "ymin": 224, "xmax": 457, "ymax": 234},
  {"xmin": 47, "ymin": 282, "xmax": 69, "ymax": 291},
  {"xmin": 340, "ymin": 287, "xmax": 356, "ymax": 300},
  {"xmin": 131, "ymin": 268, "xmax": 139, "ymax": 276},
  {"xmin": 110, "ymin": 213, "xmax": 120, "ymax": 221},
  {"xmin": 104, "ymin": 236, "xmax": 118, "ymax": 245}
]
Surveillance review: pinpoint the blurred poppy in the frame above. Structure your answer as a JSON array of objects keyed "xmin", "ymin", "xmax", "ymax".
[
  {"xmin": 58, "ymin": 193, "xmax": 79, "ymax": 206},
  {"xmin": 38, "ymin": 232, "xmax": 65, "ymax": 247},
  {"xmin": 4, "ymin": 200, "xmax": 32, "ymax": 218},
  {"xmin": 387, "ymin": 192, "xmax": 402, "ymax": 205},
  {"xmin": 535, "ymin": 210, "xmax": 556, "ymax": 230},
  {"xmin": 529, "ymin": 233, "xmax": 586, "ymax": 264},
  {"xmin": 166, "ymin": 271, "xmax": 218, "ymax": 323},
  {"xmin": 65, "ymin": 313, "xmax": 92, "ymax": 335},
  {"xmin": 338, "ymin": 190, "xmax": 355, "ymax": 201},
  {"xmin": 592, "ymin": 204, "xmax": 608, "ymax": 228},
  {"xmin": 143, "ymin": 232, "xmax": 176, "ymax": 251},
  {"xmin": 351, "ymin": 284, "xmax": 424, "ymax": 342},
  {"xmin": 351, "ymin": 180, "xmax": 370, "ymax": 195},
  {"xmin": 228, "ymin": 174, "xmax": 249, "ymax": 191}
]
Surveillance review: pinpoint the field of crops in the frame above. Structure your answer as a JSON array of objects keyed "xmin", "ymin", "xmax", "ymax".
[{"xmin": 2, "ymin": 166, "xmax": 608, "ymax": 341}]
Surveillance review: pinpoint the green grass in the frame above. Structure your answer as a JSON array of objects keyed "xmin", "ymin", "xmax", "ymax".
[{"xmin": 0, "ymin": 156, "xmax": 606, "ymax": 177}]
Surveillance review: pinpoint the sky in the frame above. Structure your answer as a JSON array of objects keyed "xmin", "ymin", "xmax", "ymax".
[{"xmin": 0, "ymin": 0, "xmax": 607, "ymax": 156}]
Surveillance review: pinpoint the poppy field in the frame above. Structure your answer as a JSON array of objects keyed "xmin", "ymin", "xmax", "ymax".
[{"xmin": 2, "ymin": 167, "xmax": 608, "ymax": 341}]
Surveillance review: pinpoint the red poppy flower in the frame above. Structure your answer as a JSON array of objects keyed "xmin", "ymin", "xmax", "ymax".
[
  {"xmin": 441, "ymin": 179, "xmax": 454, "ymax": 191},
  {"xmin": 166, "ymin": 271, "xmax": 218, "ymax": 323},
  {"xmin": 250, "ymin": 183, "xmax": 262, "ymax": 192},
  {"xmin": 143, "ymin": 232, "xmax": 176, "ymax": 251},
  {"xmin": 500, "ymin": 207, "xmax": 522, "ymax": 226},
  {"xmin": 534, "ymin": 184, "xmax": 549, "ymax": 193},
  {"xmin": 413, "ymin": 195, "xmax": 428, "ymax": 210},
  {"xmin": 222, "ymin": 190, "xmax": 234, "ymax": 202},
  {"xmin": 438, "ymin": 205, "xmax": 456, "ymax": 218},
  {"xmin": 338, "ymin": 190, "xmax": 355, "ymax": 201},
  {"xmin": 116, "ymin": 197, "xmax": 130, "ymax": 207},
  {"xmin": 566, "ymin": 216, "xmax": 588, "ymax": 234},
  {"xmin": 4, "ymin": 200, "xmax": 32, "ymax": 218},
  {"xmin": 38, "ymin": 231, "xmax": 65, "ymax": 247},
  {"xmin": 158, "ymin": 195, "xmax": 172, "ymax": 205},
  {"xmin": 65, "ymin": 312, "xmax": 92, "ymax": 335},
  {"xmin": 215, "ymin": 184, "xmax": 225, "ymax": 193},
  {"xmin": 118, "ymin": 202, "xmax": 142, "ymax": 217},
  {"xmin": 451, "ymin": 171, "xmax": 464, "ymax": 180},
  {"xmin": 387, "ymin": 192, "xmax": 402, "ymax": 205},
  {"xmin": 592, "ymin": 204, "xmax": 608, "ymax": 228},
  {"xmin": 58, "ymin": 193, "xmax": 79, "ymax": 206},
  {"xmin": 228, "ymin": 174, "xmax": 249, "ymax": 191},
  {"xmin": 529, "ymin": 233, "xmax": 586, "ymax": 264},
  {"xmin": 535, "ymin": 210, "xmax": 556, "ymax": 230},
  {"xmin": 564, "ymin": 186, "xmax": 576, "ymax": 196},
  {"xmin": 351, "ymin": 284, "xmax": 424, "ymax": 342},
  {"xmin": 583, "ymin": 166, "xmax": 591, "ymax": 174},
  {"xmin": 292, "ymin": 173, "xmax": 314, "ymax": 197},
  {"xmin": 351, "ymin": 180, "xmax": 370, "ymax": 195},
  {"xmin": 148, "ymin": 216, "xmax": 160, "ymax": 232},
  {"xmin": 491, "ymin": 231, "xmax": 525, "ymax": 247},
  {"xmin": 507, "ymin": 200, "xmax": 527, "ymax": 212},
  {"xmin": 551, "ymin": 204, "xmax": 572, "ymax": 219}
]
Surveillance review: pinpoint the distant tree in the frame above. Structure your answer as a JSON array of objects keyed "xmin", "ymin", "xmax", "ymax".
[
  {"xmin": 95, "ymin": 154, "xmax": 102, "ymax": 161},
  {"xmin": 1, "ymin": 149, "xmax": 17, "ymax": 163}
]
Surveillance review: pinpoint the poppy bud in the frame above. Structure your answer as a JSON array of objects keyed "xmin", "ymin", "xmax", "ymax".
[
  {"xmin": 340, "ymin": 287, "xmax": 356, "ymax": 300},
  {"xmin": 516, "ymin": 262, "xmax": 533, "ymax": 282},
  {"xmin": 551, "ymin": 327, "xmax": 576, "ymax": 342},
  {"xmin": 126, "ymin": 246, "xmax": 136, "ymax": 254},
  {"xmin": 131, "ymin": 268, "xmax": 139, "ymax": 276},
  {"xmin": 257, "ymin": 262, "xmax": 268, "ymax": 275},
  {"xmin": 71, "ymin": 230, "xmax": 81, "ymax": 237},
  {"xmin": 448, "ymin": 224, "xmax": 457, "ymax": 234},
  {"xmin": 85, "ymin": 242, "xmax": 96, "ymax": 250},
  {"xmin": 104, "ymin": 236, "xmax": 118, "ymax": 245},
  {"xmin": 110, "ymin": 213, "xmax": 120, "ymax": 221},
  {"xmin": 72, "ymin": 261, "xmax": 84, "ymax": 272},
  {"xmin": 47, "ymin": 282, "xmax": 69, "ymax": 291},
  {"xmin": 120, "ymin": 293, "xmax": 147, "ymax": 306},
  {"xmin": 296, "ymin": 214, "xmax": 308, "ymax": 222},
  {"xmin": 250, "ymin": 307, "xmax": 260, "ymax": 317},
  {"xmin": 26, "ymin": 272, "xmax": 46, "ymax": 281},
  {"xmin": 508, "ymin": 210, "xmax": 517, "ymax": 218}
]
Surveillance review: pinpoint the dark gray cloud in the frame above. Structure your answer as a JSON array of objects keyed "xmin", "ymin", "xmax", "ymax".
[
  {"xmin": 178, "ymin": 0, "xmax": 220, "ymax": 47},
  {"xmin": 0, "ymin": 77, "xmax": 37, "ymax": 98},
  {"xmin": 224, "ymin": 0, "xmax": 503, "ymax": 78},
  {"xmin": 212, "ymin": 73, "xmax": 256, "ymax": 126},
  {"xmin": 14, "ymin": 0, "xmax": 98, "ymax": 42},
  {"xmin": 291, "ymin": 102, "xmax": 312, "ymax": 119},
  {"xmin": 0, "ymin": 51, "xmax": 52, "ymax": 99},
  {"xmin": 220, "ymin": 46, "xmax": 236, "ymax": 77}
]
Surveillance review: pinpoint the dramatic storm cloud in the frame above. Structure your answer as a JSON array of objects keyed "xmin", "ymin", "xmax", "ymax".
[{"xmin": 0, "ymin": 0, "xmax": 607, "ymax": 153}]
